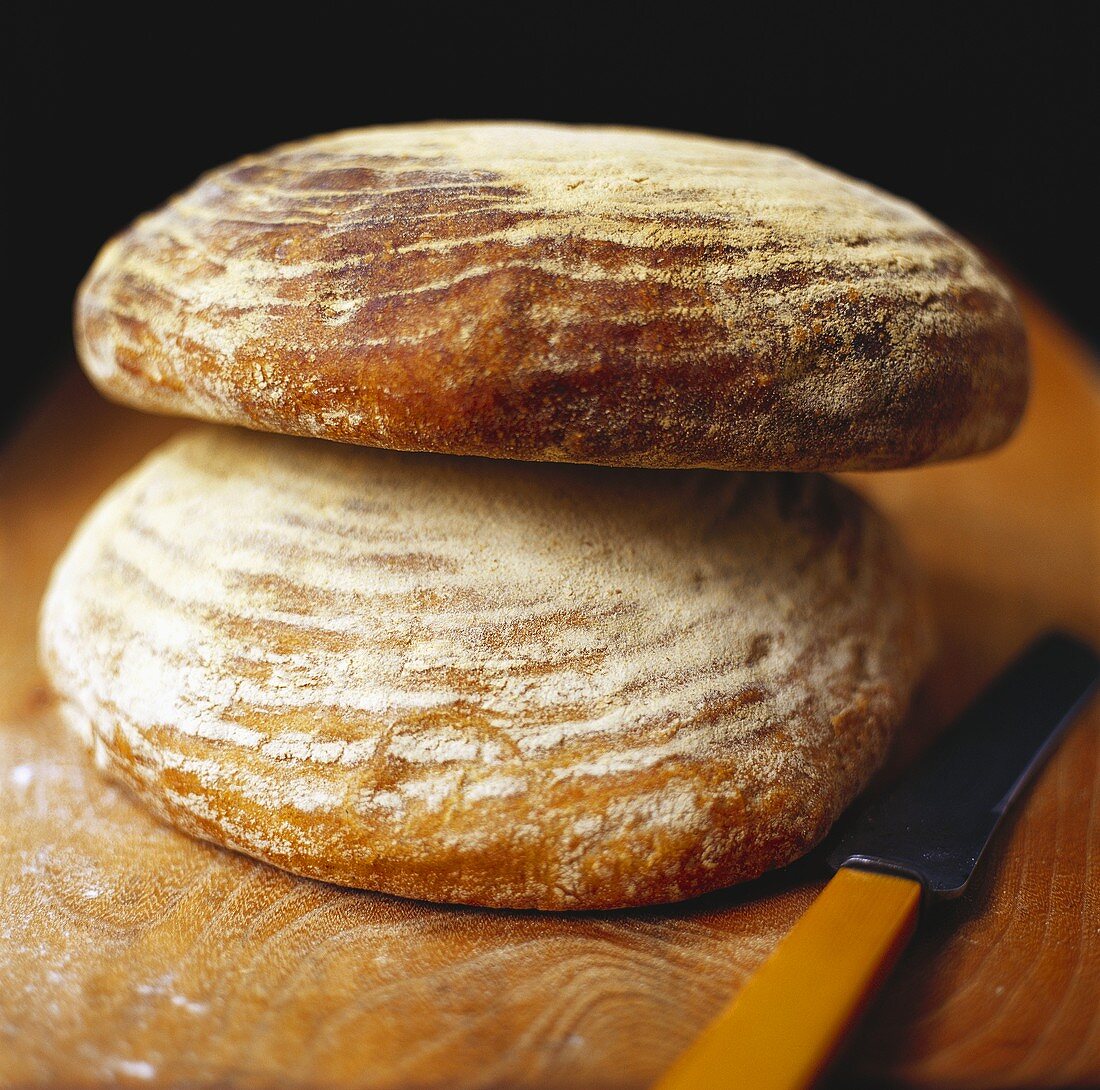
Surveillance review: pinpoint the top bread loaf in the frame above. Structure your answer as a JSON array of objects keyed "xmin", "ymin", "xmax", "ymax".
[{"xmin": 76, "ymin": 122, "xmax": 1028, "ymax": 470}]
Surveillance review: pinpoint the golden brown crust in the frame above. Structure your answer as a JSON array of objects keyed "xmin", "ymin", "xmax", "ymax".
[
  {"xmin": 74, "ymin": 122, "xmax": 1028, "ymax": 471},
  {"xmin": 40, "ymin": 428, "xmax": 933, "ymax": 909}
]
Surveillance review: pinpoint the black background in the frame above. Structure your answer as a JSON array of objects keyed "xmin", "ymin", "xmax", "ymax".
[{"xmin": 8, "ymin": 5, "xmax": 1097, "ymax": 430}]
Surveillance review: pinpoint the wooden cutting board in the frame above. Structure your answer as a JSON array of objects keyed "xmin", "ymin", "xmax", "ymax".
[{"xmin": 2, "ymin": 292, "xmax": 1098, "ymax": 1090}]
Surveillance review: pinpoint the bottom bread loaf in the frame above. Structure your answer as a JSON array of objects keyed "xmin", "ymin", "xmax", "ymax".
[{"xmin": 39, "ymin": 427, "xmax": 932, "ymax": 910}]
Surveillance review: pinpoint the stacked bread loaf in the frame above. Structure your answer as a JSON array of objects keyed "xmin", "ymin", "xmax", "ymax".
[{"xmin": 41, "ymin": 123, "xmax": 1028, "ymax": 909}]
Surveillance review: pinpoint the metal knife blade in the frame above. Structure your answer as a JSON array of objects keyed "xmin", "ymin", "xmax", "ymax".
[{"xmin": 828, "ymin": 630, "xmax": 1100, "ymax": 899}]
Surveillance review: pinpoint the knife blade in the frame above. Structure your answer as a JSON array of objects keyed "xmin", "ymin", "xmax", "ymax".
[
  {"xmin": 828, "ymin": 630, "xmax": 1100, "ymax": 898},
  {"xmin": 654, "ymin": 630, "xmax": 1100, "ymax": 1090}
]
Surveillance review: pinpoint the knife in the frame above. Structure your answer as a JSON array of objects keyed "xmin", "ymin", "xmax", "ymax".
[{"xmin": 654, "ymin": 630, "xmax": 1100, "ymax": 1090}]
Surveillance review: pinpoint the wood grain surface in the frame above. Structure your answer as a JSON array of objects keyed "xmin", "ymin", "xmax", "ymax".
[{"xmin": 1, "ymin": 292, "xmax": 1098, "ymax": 1089}]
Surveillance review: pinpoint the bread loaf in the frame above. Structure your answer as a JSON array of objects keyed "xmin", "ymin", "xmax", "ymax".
[
  {"xmin": 75, "ymin": 122, "xmax": 1028, "ymax": 471},
  {"xmin": 40, "ymin": 427, "xmax": 933, "ymax": 909}
]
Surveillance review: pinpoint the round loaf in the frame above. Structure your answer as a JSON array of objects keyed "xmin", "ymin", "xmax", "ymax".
[
  {"xmin": 40, "ymin": 428, "xmax": 932, "ymax": 909},
  {"xmin": 76, "ymin": 122, "xmax": 1027, "ymax": 471}
]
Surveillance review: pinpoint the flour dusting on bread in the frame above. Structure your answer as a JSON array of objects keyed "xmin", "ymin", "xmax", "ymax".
[
  {"xmin": 76, "ymin": 122, "xmax": 1028, "ymax": 472},
  {"xmin": 40, "ymin": 427, "xmax": 932, "ymax": 908}
]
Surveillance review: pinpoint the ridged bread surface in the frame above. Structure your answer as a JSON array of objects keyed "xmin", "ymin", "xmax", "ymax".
[
  {"xmin": 76, "ymin": 122, "xmax": 1027, "ymax": 471},
  {"xmin": 40, "ymin": 428, "xmax": 933, "ymax": 908}
]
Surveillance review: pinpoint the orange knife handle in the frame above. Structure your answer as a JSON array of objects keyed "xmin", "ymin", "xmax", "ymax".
[{"xmin": 653, "ymin": 867, "xmax": 922, "ymax": 1090}]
